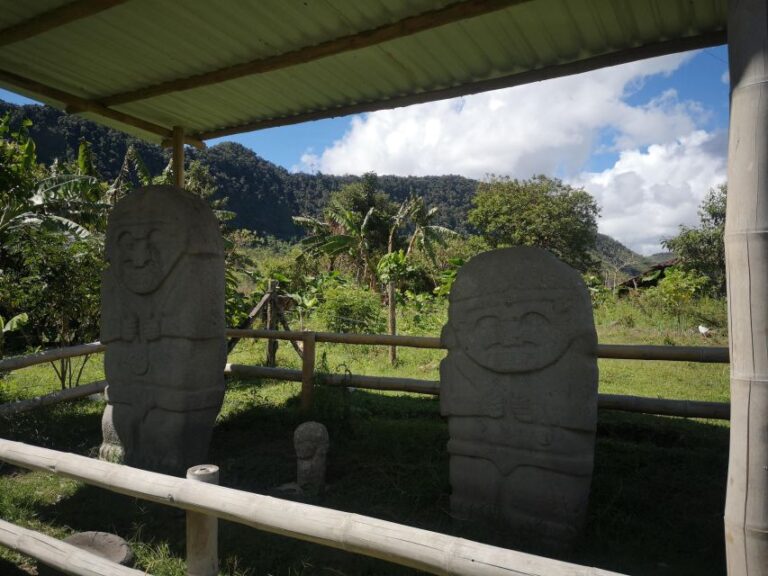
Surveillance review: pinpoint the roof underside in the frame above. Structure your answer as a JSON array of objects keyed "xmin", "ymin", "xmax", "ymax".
[{"xmin": 0, "ymin": 0, "xmax": 727, "ymax": 147}]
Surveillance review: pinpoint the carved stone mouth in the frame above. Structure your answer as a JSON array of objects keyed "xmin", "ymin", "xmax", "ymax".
[{"xmin": 488, "ymin": 342, "xmax": 538, "ymax": 349}]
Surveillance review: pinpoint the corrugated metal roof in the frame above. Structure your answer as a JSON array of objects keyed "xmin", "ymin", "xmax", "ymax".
[{"xmin": 0, "ymin": 0, "xmax": 727, "ymax": 145}]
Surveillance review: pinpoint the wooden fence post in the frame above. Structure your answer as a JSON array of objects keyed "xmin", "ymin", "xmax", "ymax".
[
  {"xmin": 186, "ymin": 465, "xmax": 219, "ymax": 576},
  {"xmin": 301, "ymin": 331, "xmax": 316, "ymax": 413},
  {"xmin": 265, "ymin": 280, "xmax": 278, "ymax": 367},
  {"xmin": 387, "ymin": 281, "xmax": 397, "ymax": 365}
]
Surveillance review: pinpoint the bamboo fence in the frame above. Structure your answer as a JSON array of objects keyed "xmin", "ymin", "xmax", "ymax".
[
  {"xmin": 0, "ymin": 518, "xmax": 147, "ymax": 576},
  {"xmin": 0, "ymin": 330, "xmax": 731, "ymax": 419},
  {"xmin": 0, "ymin": 438, "xmax": 626, "ymax": 576}
]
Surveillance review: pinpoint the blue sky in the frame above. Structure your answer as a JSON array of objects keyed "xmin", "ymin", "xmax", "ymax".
[{"xmin": 0, "ymin": 46, "xmax": 730, "ymax": 253}]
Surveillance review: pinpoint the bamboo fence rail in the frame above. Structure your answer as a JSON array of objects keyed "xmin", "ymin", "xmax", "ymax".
[
  {"xmin": 0, "ymin": 380, "xmax": 107, "ymax": 416},
  {"xmin": 0, "ymin": 518, "xmax": 147, "ymax": 576},
  {"xmin": 0, "ymin": 332, "xmax": 730, "ymax": 373},
  {"xmin": 0, "ymin": 438, "xmax": 627, "ymax": 576},
  {"xmin": 0, "ymin": 332, "xmax": 731, "ymax": 419},
  {"xmin": 225, "ymin": 364, "xmax": 730, "ymax": 419}
]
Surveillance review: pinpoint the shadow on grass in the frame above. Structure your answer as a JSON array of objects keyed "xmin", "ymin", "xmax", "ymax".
[{"xmin": 8, "ymin": 384, "xmax": 730, "ymax": 576}]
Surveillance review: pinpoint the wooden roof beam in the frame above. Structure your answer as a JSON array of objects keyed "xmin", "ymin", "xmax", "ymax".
[
  {"xmin": 0, "ymin": 69, "xmax": 204, "ymax": 149},
  {"xmin": 194, "ymin": 30, "xmax": 727, "ymax": 141},
  {"xmin": 0, "ymin": 0, "xmax": 130, "ymax": 48},
  {"xmin": 97, "ymin": 0, "xmax": 532, "ymax": 107}
]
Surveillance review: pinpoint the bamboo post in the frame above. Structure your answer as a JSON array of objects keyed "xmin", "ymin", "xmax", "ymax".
[
  {"xmin": 186, "ymin": 465, "xmax": 219, "ymax": 576},
  {"xmin": 300, "ymin": 332, "xmax": 316, "ymax": 412},
  {"xmin": 226, "ymin": 292, "xmax": 272, "ymax": 353},
  {"xmin": 277, "ymin": 309, "xmax": 304, "ymax": 359},
  {"xmin": 172, "ymin": 126, "xmax": 185, "ymax": 188},
  {"xmin": 387, "ymin": 281, "xmax": 397, "ymax": 365},
  {"xmin": 265, "ymin": 280, "xmax": 278, "ymax": 367},
  {"xmin": 724, "ymin": 1, "xmax": 768, "ymax": 573}
]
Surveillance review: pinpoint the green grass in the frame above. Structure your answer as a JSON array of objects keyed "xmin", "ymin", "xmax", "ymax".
[{"xmin": 0, "ymin": 296, "xmax": 731, "ymax": 575}]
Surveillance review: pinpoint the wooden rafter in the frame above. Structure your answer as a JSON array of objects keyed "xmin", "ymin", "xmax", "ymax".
[
  {"xmin": 0, "ymin": 0, "xmax": 130, "ymax": 48},
  {"xmin": 0, "ymin": 69, "xmax": 204, "ymax": 148},
  {"xmin": 193, "ymin": 29, "xmax": 726, "ymax": 141},
  {"xmin": 96, "ymin": 0, "xmax": 532, "ymax": 107}
]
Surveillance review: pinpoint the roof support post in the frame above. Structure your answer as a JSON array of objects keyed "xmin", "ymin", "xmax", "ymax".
[
  {"xmin": 172, "ymin": 126, "xmax": 185, "ymax": 188},
  {"xmin": 724, "ymin": 0, "xmax": 768, "ymax": 574}
]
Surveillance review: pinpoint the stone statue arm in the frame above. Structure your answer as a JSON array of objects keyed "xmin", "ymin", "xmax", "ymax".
[
  {"xmin": 100, "ymin": 269, "xmax": 126, "ymax": 343},
  {"xmin": 159, "ymin": 260, "xmax": 225, "ymax": 339},
  {"xmin": 439, "ymin": 356, "xmax": 504, "ymax": 417}
]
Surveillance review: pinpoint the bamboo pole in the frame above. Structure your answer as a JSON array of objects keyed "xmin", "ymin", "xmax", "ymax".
[
  {"xmin": 0, "ymin": 439, "xmax": 626, "ymax": 576},
  {"xmin": 265, "ymin": 281, "xmax": 278, "ymax": 367},
  {"xmin": 597, "ymin": 344, "xmax": 729, "ymax": 363},
  {"xmin": 186, "ymin": 465, "xmax": 219, "ymax": 576},
  {"xmin": 724, "ymin": 0, "xmax": 768, "ymax": 572},
  {"xmin": 0, "ymin": 334, "xmax": 730, "ymax": 375},
  {"xmin": 597, "ymin": 394, "xmax": 730, "ymax": 420},
  {"xmin": 226, "ymin": 292, "xmax": 272, "ymax": 353},
  {"xmin": 0, "ymin": 342, "xmax": 105, "ymax": 372},
  {"xmin": 388, "ymin": 281, "xmax": 397, "ymax": 365},
  {"xmin": 277, "ymin": 309, "xmax": 304, "ymax": 359},
  {"xmin": 224, "ymin": 329, "xmax": 730, "ymax": 362},
  {"xmin": 300, "ymin": 332, "xmax": 316, "ymax": 413},
  {"xmin": 0, "ymin": 518, "xmax": 147, "ymax": 576},
  {"xmin": 172, "ymin": 126, "xmax": 185, "ymax": 188},
  {"xmin": 225, "ymin": 364, "xmax": 729, "ymax": 420},
  {"xmin": 0, "ymin": 380, "xmax": 106, "ymax": 416}
]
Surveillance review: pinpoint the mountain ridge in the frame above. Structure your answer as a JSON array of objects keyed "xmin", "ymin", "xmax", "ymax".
[{"xmin": 1, "ymin": 100, "xmax": 658, "ymax": 274}]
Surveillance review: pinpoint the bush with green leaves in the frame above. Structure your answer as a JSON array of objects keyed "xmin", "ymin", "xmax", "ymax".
[
  {"xmin": 0, "ymin": 227, "xmax": 102, "ymax": 350},
  {"xmin": 641, "ymin": 267, "xmax": 709, "ymax": 326},
  {"xmin": 317, "ymin": 285, "xmax": 384, "ymax": 333}
]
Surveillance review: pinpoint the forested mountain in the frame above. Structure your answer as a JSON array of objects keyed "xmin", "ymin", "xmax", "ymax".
[
  {"xmin": 0, "ymin": 101, "xmax": 476, "ymax": 238},
  {"xmin": 1, "ymin": 100, "xmax": 653, "ymax": 269}
]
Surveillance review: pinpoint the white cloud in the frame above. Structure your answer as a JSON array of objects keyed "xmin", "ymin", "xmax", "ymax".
[
  {"xmin": 298, "ymin": 52, "xmax": 727, "ymax": 254},
  {"xmin": 573, "ymin": 130, "xmax": 727, "ymax": 254}
]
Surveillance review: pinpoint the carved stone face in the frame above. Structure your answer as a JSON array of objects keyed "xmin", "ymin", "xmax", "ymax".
[
  {"xmin": 115, "ymin": 222, "xmax": 184, "ymax": 294},
  {"xmin": 454, "ymin": 297, "xmax": 574, "ymax": 373}
]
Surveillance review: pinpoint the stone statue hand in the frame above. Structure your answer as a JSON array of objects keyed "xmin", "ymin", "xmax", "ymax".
[
  {"xmin": 121, "ymin": 314, "xmax": 139, "ymax": 342},
  {"xmin": 144, "ymin": 316, "xmax": 161, "ymax": 341}
]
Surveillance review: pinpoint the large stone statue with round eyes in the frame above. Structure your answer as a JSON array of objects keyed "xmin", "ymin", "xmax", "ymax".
[
  {"xmin": 440, "ymin": 247, "xmax": 598, "ymax": 550},
  {"xmin": 100, "ymin": 185, "xmax": 226, "ymax": 476}
]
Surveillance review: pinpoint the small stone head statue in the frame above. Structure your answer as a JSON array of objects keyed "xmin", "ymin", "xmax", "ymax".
[{"xmin": 294, "ymin": 421, "xmax": 329, "ymax": 495}]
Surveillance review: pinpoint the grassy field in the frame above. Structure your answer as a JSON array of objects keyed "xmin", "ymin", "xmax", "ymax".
[{"xmin": 0, "ymin": 297, "xmax": 730, "ymax": 575}]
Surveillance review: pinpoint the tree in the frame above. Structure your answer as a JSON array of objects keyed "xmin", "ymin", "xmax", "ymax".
[
  {"xmin": 293, "ymin": 173, "xmax": 394, "ymax": 288},
  {"xmin": 468, "ymin": 175, "xmax": 599, "ymax": 270},
  {"xmin": 0, "ymin": 227, "xmax": 102, "ymax": 387},
  {"xmin": 663, "ymin": 184, "xmax": 726, "ymax": 296},
  {"xmin": 380, "ymin": 196, "xmax": 457, "ymax": 363}
]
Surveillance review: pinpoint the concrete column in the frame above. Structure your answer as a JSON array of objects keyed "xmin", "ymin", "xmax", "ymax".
[{"xmin": 724, "ymin": 1, "xmax": 768, "ymax": 574}]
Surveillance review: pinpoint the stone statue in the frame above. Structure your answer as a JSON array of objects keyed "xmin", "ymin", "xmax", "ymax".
[
  {"xmin": 294, "ymin": 421, "xmax": 329, "ymax": 495},
  {"xmin": 440, "ymin": 247, "xmax": 598, "ymax": 549},
  {"xmin": 100, "ymin": 185, "xmax": 226, "ymax": 475},
  {"xmin": 98, "ymin": 398, "xmax": 124, "ymax": 464}
]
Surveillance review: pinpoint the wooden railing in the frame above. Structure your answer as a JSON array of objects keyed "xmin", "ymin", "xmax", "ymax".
[
  {"xmin": 0, "ymin": 333, "xmax": 730, "ymax": 574},
  {"xmin": 0, "ymin": 438, "xmax": 626, "ymax": 576},
  {"xmin": 0, "ymin": 330, "xmax": 731, "ymax": 419}
]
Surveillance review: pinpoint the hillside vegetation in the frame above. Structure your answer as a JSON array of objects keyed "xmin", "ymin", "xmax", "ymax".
[{"xmin": 0, "ymin": 100, "xmax": 651, "ymax": 275}]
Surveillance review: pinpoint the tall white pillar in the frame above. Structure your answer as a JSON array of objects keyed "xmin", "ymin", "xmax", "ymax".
[{"xmin": 724, "ymin": 1, "xmax": 768, "ymax": 574}]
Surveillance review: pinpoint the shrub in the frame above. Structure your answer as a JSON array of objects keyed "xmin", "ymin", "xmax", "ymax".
[
  {"xmin": 642, "ymin": 267, "xmax": 709, "ymax": 325},
  {"xmin": 317, "ymin": 286, "xmax": 384, "ymax": 333}
]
